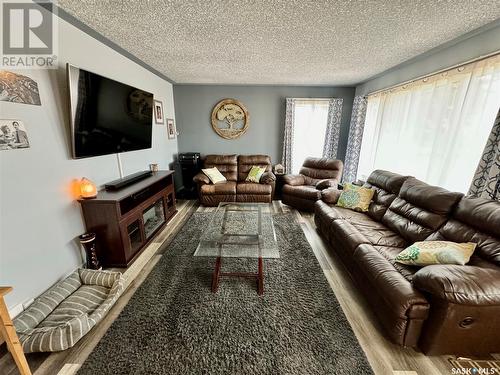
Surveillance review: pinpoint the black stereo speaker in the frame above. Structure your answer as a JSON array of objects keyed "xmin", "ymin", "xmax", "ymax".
[{"xmin": 177, "ymin": 152, "xmax": 201, "ymax": 199}]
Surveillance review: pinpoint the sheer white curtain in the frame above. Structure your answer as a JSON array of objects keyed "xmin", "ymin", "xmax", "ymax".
[
  {"xmin": 358, "ymin": 54, "xmax": 500, "ymax": 193},
  {"xmin": 291, "ymin": 100, "xmax": 329, "ymax": 173}
]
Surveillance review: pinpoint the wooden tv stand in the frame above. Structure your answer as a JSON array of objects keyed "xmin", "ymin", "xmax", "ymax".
[{"xmin": 79, "ymin": 171, "xmax": 176, "ymax": 267}]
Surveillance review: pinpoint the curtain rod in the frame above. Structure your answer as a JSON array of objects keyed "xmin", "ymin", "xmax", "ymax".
[{"xmin": 367, "ymin": 49, "xmax": 500, "ymax": 97}]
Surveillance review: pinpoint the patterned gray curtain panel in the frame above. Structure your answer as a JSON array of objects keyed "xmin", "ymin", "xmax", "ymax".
[
  {"xmin": 469, "ymin": 107, "xmax": 500, "ymax": 201},
  {"xmin": 343, "ymin": 96, "xmax": 368, "ymax": 183},
  {"xmin": 282, "ymin": 98, "xmax": 296, "ymax": 173},
  {"xmin": 322, "ymin": 98, "xmax": 344, "ymax": 159}
]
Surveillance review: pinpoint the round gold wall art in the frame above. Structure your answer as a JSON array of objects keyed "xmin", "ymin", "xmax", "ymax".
[{"xmin": 211, "ymin": 98, "xmax": 249, "ymax": 139}]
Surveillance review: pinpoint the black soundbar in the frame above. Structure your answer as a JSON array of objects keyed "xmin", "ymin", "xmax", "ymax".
[{"xmin": 104, "ymin": 171, "xmax": 153, "ymax": 191}]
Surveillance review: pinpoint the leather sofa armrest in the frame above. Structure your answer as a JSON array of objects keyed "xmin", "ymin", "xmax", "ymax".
[
  {"xmin": 283, "ymin": 174, "xmax": 305, "ymax": 186},
  {"xmin": 321, "ymin": 187, "xmax": 342, "ymax": 204},
  {"xmin": 193, "ymin": 172, "xmax": 210, "ymax": 185},
  {"xmin": 413, "ymin": 265, "xmax": 500, "ymax": 306},
  {"xmin": 315, "ymin": 178, "xmax": 338, "ymax": 190},
  {"xmin": 260, "ymin": 171, "xmax": 276, "ymax": 185}
]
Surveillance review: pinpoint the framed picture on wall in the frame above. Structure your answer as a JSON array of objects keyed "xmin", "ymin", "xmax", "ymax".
[
  {"xmin": 166, "ymin": 119, "xmax": 176, "ymax": 139},
  {"xmin": 0, "ymin": 71, "xmax": 41, "ymax": 105},
  {"xmin": 154, "ymin": 100, "xmax": 164, "ymax": 124},
  {"xmin": 0, "ymin": 119, "xmax": 30, "ymax": 151}
]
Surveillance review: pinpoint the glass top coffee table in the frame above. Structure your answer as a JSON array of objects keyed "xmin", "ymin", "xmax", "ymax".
[{"xmin": 194, "ymin": 202, "xmax": 279, "ymax": 295}]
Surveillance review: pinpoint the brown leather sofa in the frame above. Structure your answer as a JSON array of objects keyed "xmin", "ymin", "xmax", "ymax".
[
  {"xmin": 282, "ymin": 157, "xmax": 343, "ymax": 211},
  {"xmin": 315, "ymin": 170, "xmax": 500, "ymax": 355},
  {"xmin": 193, "ymin": 154, "xmax": 276, "ymax": 206}
]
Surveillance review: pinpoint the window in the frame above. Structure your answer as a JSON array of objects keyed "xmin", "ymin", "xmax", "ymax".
[
  {"xmin": 357, "ymin": 55, "xmax": 500, "ymax": 193},
  {"xmin": 291, "ymin": 99, "xmax": 329, "ymax": 173}
]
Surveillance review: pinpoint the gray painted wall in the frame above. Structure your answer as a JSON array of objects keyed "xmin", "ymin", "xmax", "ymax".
[
  {"xmin": 0, "ymin": 8, "xmax": 177, "ymax": 311},
  {"xmin": 356, "ymin": 20, "xmax": 500, "ymax": 96},
  {"xmin": 174, "ymin": 85, "xmax": 355, "ymax": 166}
]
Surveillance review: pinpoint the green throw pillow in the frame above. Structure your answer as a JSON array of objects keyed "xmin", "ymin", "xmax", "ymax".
[
  {"xmin": 336, "ymin": 183, "xmax": 374, "ymax": 212},
  {"xmin": 395, "ymin": 241, "xmax": 477, "ymax": 266},
  {"xmin": 246, "ymin": 166, "xmax": 266, "ymax": 183}
]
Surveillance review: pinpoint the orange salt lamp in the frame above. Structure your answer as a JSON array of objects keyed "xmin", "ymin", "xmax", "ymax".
[{"xmin": 80, "ymin": 177, "xmax": 97, "ymax": 199}]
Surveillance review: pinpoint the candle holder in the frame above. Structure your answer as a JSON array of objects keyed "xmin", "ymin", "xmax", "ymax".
[{"xmin": 79, "ymin": 232, "xmax": 101, "ymax": 270}]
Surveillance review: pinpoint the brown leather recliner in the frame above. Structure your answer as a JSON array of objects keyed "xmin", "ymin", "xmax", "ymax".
[
  {"xmin": 315, "ymin": 169, "xmax": 500, "ymax": 355},
  {"xmin": 193, "ymin": 154, "xmax": 275, "ymax": 206},
  {"xmin": 282, "ymin": 157, "xmax": 343, "ymax": 211}
]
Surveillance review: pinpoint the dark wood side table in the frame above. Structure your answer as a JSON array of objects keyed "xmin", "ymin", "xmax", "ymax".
[{"xmin": 274, "ymin": 173, "xmax": 286, "ymax": 200}]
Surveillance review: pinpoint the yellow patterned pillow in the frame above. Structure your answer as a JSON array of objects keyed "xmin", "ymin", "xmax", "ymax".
[
  {"xmin": 245, "ymin": 166, "xmax": 266, "ymax": 183},
  {"xmin": 202, "ymin": 167, "xmax": 227, "ymax": 184},
  {"xmin": 395, "ymin": 241, "xmax": 477, "ymax": 266},
  {"xmin": 336, "ymin": 183, "xmax": 374, "ymax": 212}
]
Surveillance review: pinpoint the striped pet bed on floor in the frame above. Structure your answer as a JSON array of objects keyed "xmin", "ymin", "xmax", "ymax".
[{"xmin": 13, "ymin": 269, "xmax": 124, "ymax": 353}]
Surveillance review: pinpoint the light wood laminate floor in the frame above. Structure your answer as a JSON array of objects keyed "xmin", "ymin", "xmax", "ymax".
[{"xmin": 0, "ymin": 200, "xmax": 496, "ymax": 375}]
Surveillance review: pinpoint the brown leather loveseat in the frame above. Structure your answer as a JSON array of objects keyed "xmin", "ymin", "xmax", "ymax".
[
  {"xmin": 193, "ymin": 154, "xmax": 276, "ymax": 206},
  {"xmin": 282, "ymin": 157, "xmax": 343, "ymax": 211},
  {"xmin": 315, "ymin": 169, "xmax": 500, "ymax": 355}
]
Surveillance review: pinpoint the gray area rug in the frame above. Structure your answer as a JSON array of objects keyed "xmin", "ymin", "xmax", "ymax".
[{"xmin": 78, "ymin": 213, "xmax": 374, "ymax": 375}]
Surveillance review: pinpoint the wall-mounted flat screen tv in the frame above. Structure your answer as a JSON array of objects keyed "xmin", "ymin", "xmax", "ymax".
[{"xmin": 67, "ymin": 64, "xmax": 153, "ymax": 159}]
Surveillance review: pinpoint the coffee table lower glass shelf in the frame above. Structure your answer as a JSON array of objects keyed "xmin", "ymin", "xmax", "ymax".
[{"xmin": 194, "ymin": 202, "xmax": 279, "ymax": 295}]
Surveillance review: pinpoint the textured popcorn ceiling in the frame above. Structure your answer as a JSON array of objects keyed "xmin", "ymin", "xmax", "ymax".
[{"xmin": 57, "ymin": 0, "xmax": 500, "ymax": 85}]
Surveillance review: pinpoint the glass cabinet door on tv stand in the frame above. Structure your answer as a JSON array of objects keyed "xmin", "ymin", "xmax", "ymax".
[{"xmin": 143, "ymin": 198, "xmax": 166, "ymax": 240}]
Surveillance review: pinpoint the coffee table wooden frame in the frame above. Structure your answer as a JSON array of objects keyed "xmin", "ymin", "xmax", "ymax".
[{"xmin": 210, "ymin": 205, "xmax": 265, "ymax": 295}]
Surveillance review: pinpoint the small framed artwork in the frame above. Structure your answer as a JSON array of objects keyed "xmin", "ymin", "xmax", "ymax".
[
  {"xmin": 166, "ymin": 119, "xmax": 176, "ymax": 139},
  {"xmin": 154, "ymin": 100, "xmax": 164, "ymax": 124},
  {"xmin": 0, "ymin": 119, "xmax": 30, "ymax": 151}
]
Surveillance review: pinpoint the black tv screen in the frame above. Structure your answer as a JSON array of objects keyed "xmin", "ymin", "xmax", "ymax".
[{"xmin": 68, "ymin": 64, "xmax": 153, "ymax": 158}]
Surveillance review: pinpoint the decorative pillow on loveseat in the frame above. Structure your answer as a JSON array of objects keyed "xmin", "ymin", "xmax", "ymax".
[
  {"xmin": 202, "ymin": 167, "xmax": 227, "ymax": 184},
  {"xmin": 336, "ymin": 183, "xmax": 374, "ymax": 212},
  {"xmin": 395, "ymin": 241, "xmax": 476, "ymax": 266},
  {"xmin": 245, "ymin": 165, "xmax": 266, "ymax": 183}
]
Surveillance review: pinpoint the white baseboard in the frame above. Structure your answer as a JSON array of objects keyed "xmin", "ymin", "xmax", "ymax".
[
  {"xmin": 8, "ymin": 303, "xmax": 24, "ymax": 318},
  {"xmin": 8, "ymin": 298, "xmax": 35, "ymax": 318}
]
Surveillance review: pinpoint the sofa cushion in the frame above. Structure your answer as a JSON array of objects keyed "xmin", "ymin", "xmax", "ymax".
[
  {"xmin": 315, "ymin": 201, "xmax": 368, "ymax": 223},
  {"xmin": 329, "ymin": 220, "xmax": 371, "ymax": 256},
  {"xmin": 353, "ymin": 244, "xmax": 429, "ymax": 319},
  {"xmin": 382, "ymin": 177, "xmax": 463, "ymax": 243},
  {"xmin": 314, "ymin": 201, "xmax": 407, "ymax": 248},
  {"xmin": 237, "ymin": 155, "xmax": 271, "ymax": 181},
  {"xmin": 282, "ymin": 184, "xmax": 321, "ymax": 200},
  {"xmin": 349, "ymin": 219, "xmax": 408, "ymax": 248},
  {"xmin": 363, "ymin": 170, "xmax": 409, "ymax": 221},
  {"xmin": 426, "ymin": 196, "xmax": 500, "ymax": 266},
  {"xmin": 200, "ymin": 181, "xmax": 237, "ymax": 195},
  {"xmin": 236, "ymin": 182, "xmax": 272, "ymax": 195},
  {"xmin": 204, "ymin": 154, "xmax": 238, "ymax": 181}
]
